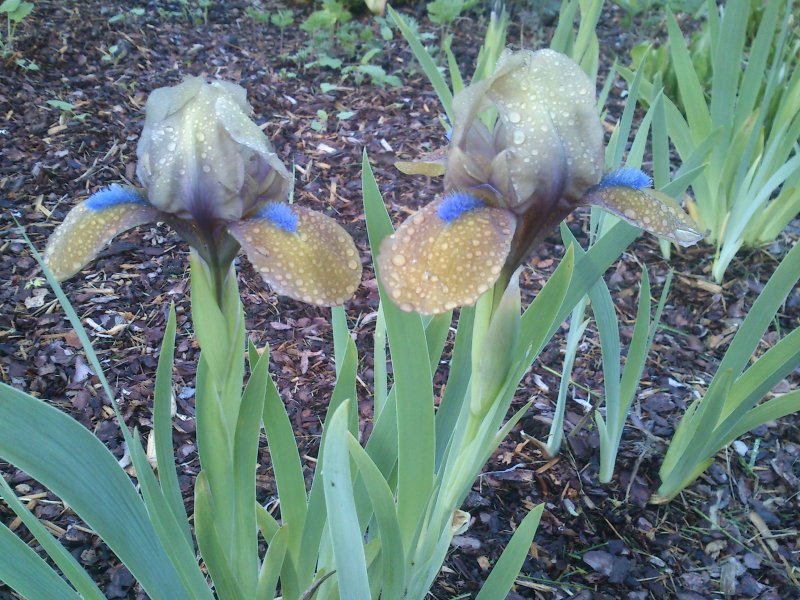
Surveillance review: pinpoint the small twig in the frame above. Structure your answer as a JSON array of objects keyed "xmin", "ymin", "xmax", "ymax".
[
  {"xmin": 567, "ymin": 393, "xmax": 603, "ymax": 438},
  {"xmin": 624, "ymin": 442, "xmax": 652, "ymax": 502}
]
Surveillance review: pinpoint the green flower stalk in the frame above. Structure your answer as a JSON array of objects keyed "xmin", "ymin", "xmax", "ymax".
[
  {"xmin": 380, "ymin": 49, "xmax": 705, "ymax": 315},
  {"xmin": 44, "ymin": 76, "xmax": 361, "ymax": 306}
]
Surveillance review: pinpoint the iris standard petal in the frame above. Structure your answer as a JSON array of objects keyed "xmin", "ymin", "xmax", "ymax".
[
  {"xmin": 376, "ymin": 193, "xmax": 516, "ymax": 315},
  {"xmin": 228, "ymin": 203, "xmax": 362, "ymax": 306},
  {"xmin": 585, "ymin": 185, "xmax": 707, "ymax": 247},
  {"xmin": 43, "ymin": 186, "xmax": 160, "ymax": 281},
  {"xmin": 487, "ymin": 49, "xmax": 604, "ymax": 205},
  {"xmin": 447, "ymin": 49, "xmax": 604, "ymax": 211},
  {"xmin": 136, "ymin": 78, "xmax": 291, "ymax": 224}
]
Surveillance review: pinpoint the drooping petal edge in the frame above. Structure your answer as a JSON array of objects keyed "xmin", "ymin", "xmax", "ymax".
[
  {"xmin": 43, "ymin": 189, "xmax": 160, "ymax": 281},
  {"xmin": 228, "ymin": 204, "xmax": 362, "ymax": 307},
  {"xmin": 584, "ymin": 185, "xmax": 706, "ymax": 247},
  {"xmin": 395, "ymin": 146, "xmax": 448, "ymax": 177}
]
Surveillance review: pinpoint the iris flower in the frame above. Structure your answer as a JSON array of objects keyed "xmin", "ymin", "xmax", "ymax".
[
  {"xmin": 44, "ymin": 77, "xmax": 361, "ymax": 307},
  {"xmin": 379, "ymin": 49, "xmax": 704, "ymax": 314}
]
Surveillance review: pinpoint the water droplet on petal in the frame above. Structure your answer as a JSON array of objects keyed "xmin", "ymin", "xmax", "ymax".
[
  {"xmin": 513, "ymin": 130, "xmax": 526, "ymax": 145},
  {"xmin": 508, "ymin": 111, "xmax": 521, "ymax": 123}
]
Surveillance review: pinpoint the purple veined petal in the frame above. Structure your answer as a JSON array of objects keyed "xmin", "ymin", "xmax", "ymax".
[
  {"xmin": 584, "ymin": 185, "xmax": 707, "ymax": 247},
  {"xmin": 228, "ymin": 203, "xmax": 362, "ymax": 306},
  {"xmin": 43, "ymin": 187, "xmax": 160, "ymax": 281},
  {"xmin": 376, "ymin": 193, "xmax": 516, "ymax": 315}
]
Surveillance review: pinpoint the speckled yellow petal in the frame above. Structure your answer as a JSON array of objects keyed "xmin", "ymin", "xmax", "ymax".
[
  {"xmin": 228, "ymin": 204, "xmax": 362, "ymax": 306},
  {"xmin": 43, "ymin": 198, "xmax": 159, "ymax": 281},
  {"xmin": 376, "ymin": 194, "xmax": 516, "ymax": 315},
  {"xmin": 586, "ymin": 186, "xmax": 707, "ymax": 247}
]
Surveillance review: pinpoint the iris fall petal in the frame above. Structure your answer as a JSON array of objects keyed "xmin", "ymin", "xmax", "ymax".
[
  {"xmin": 395, "ymin": 146, "xmax": 448, "ymax": 177},
  {"xmin": 585, "ymin": 185, "xmax": 706, "ymax": 247},
  {"xmin": 228, "ymin": 204, "xmax": 362, "ymax": 306},
  {"xmin": 43, "ymin": 194, "xmax": 159, "ymax": 281},
  {"xmin": 377, "ymin": 194, "xmax": 516, "ymax": 315}
]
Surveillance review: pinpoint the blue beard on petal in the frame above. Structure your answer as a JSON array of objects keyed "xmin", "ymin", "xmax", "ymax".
[
  {"xmin": 85, "ymin": 185, "xmax": 149, "ymax": 210},
  {"xmin": 436, "ymin": 193, "xmax": 485, "ymax": 222},
  {"xmin": 254, "ymin": 202, "xmax": 298, "ymax": 233},
  {"xmin": 593, "ymin": 167, "xmax": 652, "ymax": 191}
]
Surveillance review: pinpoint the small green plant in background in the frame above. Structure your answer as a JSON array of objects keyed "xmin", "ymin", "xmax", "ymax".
[
  {"xmin": 247, "ymin": 7, "xmax": 295, "ymax": 53},
  {"xmin": 427, "ymin": 0, "xmax": 476, "ymax": 25},
  {"xmin": 310, "ymin": 109, "xmax": 328, "ymax": 132},
  {"xmin": 299, "ymin": 0, "xmax": 351, "ymax": 46},
  {"xmin": 99, "ymin": 43, "xmax": 125, "ymax": 65},
  {"xmin": 426, "ymin": 0, "xmax": 479, "ymax": 50},
  {"xmin": 293, "ymin": 0, "xmax": 401, "ymax": 87},
  {"xmin": 270, "ymin": 9, "xmax": 294, "ymax": 52},
  {"xmin": 611, "ymin": 0, "xmax": 704, "ymax": 20},
  {"xmin": 14, "ymin": 56, "xmax": 37, "ymax": 70},
  {"xmin": 108, "ymin": 6, "xmax": 145, "ymax": 24},
  {"xmin": 0, "ymin": 0, "xmax": 33, "ymax": 56},
  {"xmin": 245, "ymin": 5, "xmax": 269, "ymax": 23},
  {"xmin": 46, "ymin": 99, "xmax": 88, "ymax": 123},
  {"xmin": 179, "ymin": 0, "xmax": 211, "ymax": 26}
]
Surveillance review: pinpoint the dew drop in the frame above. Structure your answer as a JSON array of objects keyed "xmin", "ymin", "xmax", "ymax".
[
  {"xmin": 392, "ymin": 254, "xmax": 407, "ymax": 266},
  {"xmin": 508, "ymin": 111, "xmax": 521, "ymax": 123},
  {"xmin": 513, "ymin": 130, "xmax": 526, "ymax": 145}
]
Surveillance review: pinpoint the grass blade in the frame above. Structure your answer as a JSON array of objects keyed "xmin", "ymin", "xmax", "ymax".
[
  {"xmin": 322, "ymin": 402, "xmax": 370, "ymax": 599},
  {"xmin": 0, "ymin": 522, "xmax": 83, "ymax": 600},
  {"xmin": 475, "ymin": 504, "xmax": 544, "ymax": 600},
  {"xmin": 0, "ymin": 476, "xmax": 104, "ymax": 600},
  {"xmin": 363, "ymin": 150, "xmax": 435, "ymax": 550},
  {"xmin": 256, "ymin": 526, "xmax": 289, "ymax": 600},
  {"xmin": 346, "ymin": 435, "xmax": 407, "ymax": 599},
  {"xmin": 152, "ymin": 303, "xmax": 192, "ymax": 548},
  {"xmin": 388, "ymin": 6, "xmax": 453, "ymax": 122}
]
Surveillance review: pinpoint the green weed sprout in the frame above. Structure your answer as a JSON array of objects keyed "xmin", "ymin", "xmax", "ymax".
[
  {"xmin": 0, "ymin": 0, "xmax": 33, "ymax": 55},
  {"xmin": 269, "ymin": 9, "xmax": 293, "ymax": 52}
]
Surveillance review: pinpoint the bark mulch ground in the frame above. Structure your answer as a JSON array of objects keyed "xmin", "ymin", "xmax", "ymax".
[{"xmin": 1, "ymin": 1, "xmax": 798, "ymax": 598}]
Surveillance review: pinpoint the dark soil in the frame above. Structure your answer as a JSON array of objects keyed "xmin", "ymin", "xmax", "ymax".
[{"xmin": 1, "ymin": 1, "xmax": 798, "ymax": 599}]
